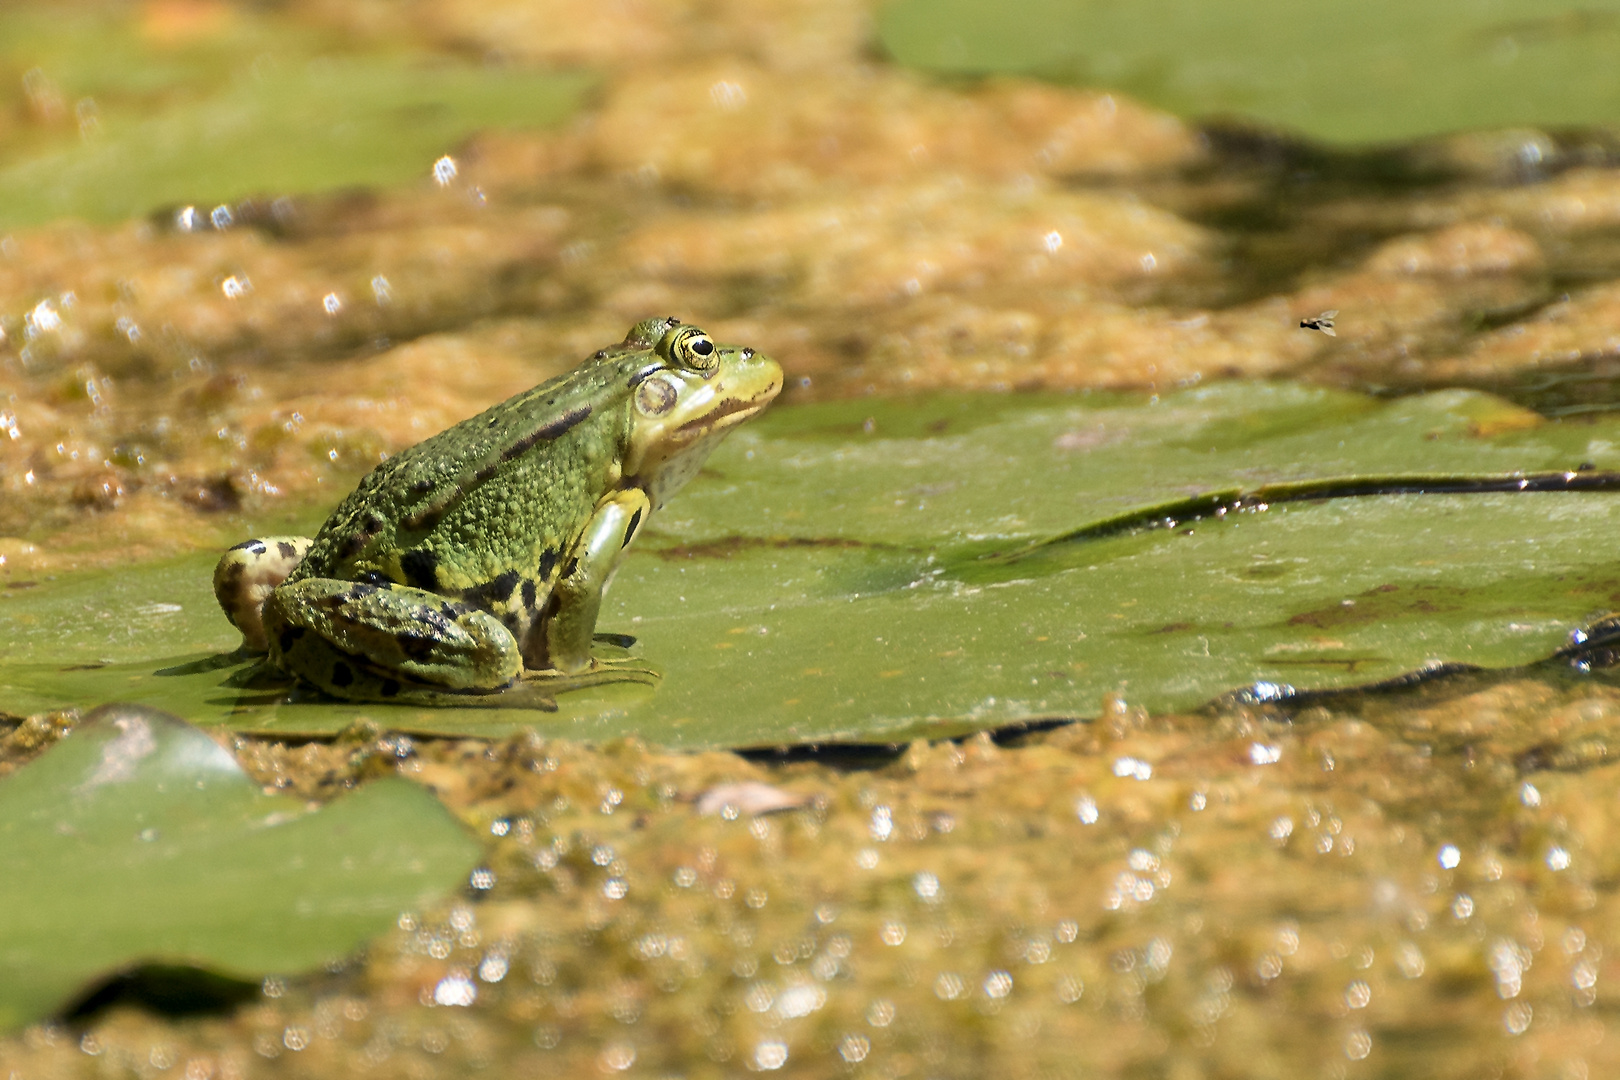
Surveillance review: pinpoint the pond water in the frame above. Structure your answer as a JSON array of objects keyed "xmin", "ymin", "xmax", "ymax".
[{"xmin": 6, "ymin": 0, "xmax": 1620, "ymax": 1077}]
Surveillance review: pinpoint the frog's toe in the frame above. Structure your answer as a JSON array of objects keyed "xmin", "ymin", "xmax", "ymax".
[{"xmin": 213, "ymin": 536, "xmax": 312, "ymax": 652}]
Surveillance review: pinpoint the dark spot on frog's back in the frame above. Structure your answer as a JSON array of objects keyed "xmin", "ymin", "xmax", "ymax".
[
  {"xmin": 522, "ymin": 578, "xmax": 537, "ymax": 610},
  {"xmin": 401, "ymin": 548, "xmax": 439, "ymax": 590},
  {"xmin": 538, "ymin": 549, "xmax": 557, "ymax": 580},
  {"xmin": 277, "ymin": 540, "xmax": 300, "ymax": 560}
]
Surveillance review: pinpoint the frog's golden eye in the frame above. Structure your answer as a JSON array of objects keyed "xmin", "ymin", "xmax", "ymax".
[{"xmin": 659, "ymin": 325, "xmax": 719, "ymax": 373}]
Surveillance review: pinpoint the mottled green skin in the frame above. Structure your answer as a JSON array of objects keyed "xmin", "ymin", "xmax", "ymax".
[{"xmin": 215, "ymin": 318, "xmax": 782, "ymax": 705}]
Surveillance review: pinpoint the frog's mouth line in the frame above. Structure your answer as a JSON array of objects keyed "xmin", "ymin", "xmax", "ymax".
[{"xmin": 673, "ymin": 393, "xmax": 775, "ymax": 438}]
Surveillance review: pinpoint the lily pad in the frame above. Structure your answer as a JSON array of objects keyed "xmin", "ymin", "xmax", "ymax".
[
  {"xmin": 0, "ymin": 704, "xmax": 481, "ymax": 1033},
  {"xmin": 878, "ymin": 0, "xmax": 1620, "ymax": 144},
  {"xmin": 0, "ymin": 9, "xmax": 590, "ymax": 228},
  {"xmin": 5, "ymin": 385, "xmax": 1620, "ymax": 747}
]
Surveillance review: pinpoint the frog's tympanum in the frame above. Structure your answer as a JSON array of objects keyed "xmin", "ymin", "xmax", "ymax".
[{"xmin": 214, "ymin": 318, "xmax": 782, "ymax": 706}]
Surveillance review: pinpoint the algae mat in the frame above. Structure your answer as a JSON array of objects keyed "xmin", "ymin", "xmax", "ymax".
[{"xmin": 4, "ymin": 384, "xmax": 1620, "ymax": 748}]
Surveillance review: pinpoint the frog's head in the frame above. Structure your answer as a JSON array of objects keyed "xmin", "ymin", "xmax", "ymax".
[{"xmin": 622, "ymin": 321, "xmax": 783, "ymax": 508}]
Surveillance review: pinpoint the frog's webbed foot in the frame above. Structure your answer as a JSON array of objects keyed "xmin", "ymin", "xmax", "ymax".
[{"xmin": 520, "ymin": 659, "xmax": 662, "ymax": 693}]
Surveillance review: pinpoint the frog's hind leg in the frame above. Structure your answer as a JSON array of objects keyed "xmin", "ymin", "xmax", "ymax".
[
  {"xmin": 263, "ymin": 578, "xmax": 523, "ymax": 701},
  {"xmin": 213, "ymin": 536, "xmax": 313, "ymax": 652}
]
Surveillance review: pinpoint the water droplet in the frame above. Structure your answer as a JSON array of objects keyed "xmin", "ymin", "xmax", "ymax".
[
  {"xmin": 433, "ymin": 971, "xmax": 477, "ymax": 1007},
  {"xmin": 599, "ymin": 1043, "xmax": 636, "ymax": 1071},
  {"xmin": 433, "ymin": 156, "xmax": 458, "ymax": 186},
  {"xmin": 880, "ymin": 921, "xmax": 907, "ymax": 946},
  {"xmin": 867, "ymin": 999, "xmax": 895, "ymax": 1026},
  {"xmin": 983, "ymin": 970, "xmax": 1013, "ymax": 999},
  {"xmin": 322, "ymin": 293, "xmax": 343, "ymax": 315},
  {"xmin": 913, "ymin": 872, "xmax": 941, "ymax": 901},
  {"xmin": 1344, "ymin": 980, "xmax": 1371, "ymax": 1009},
  {"xmin": 1075, "ymin": 795, "xmax": 1099, "ymax": 824},
  {"xmin": 776, "ymin": 983, "xmax": 826, "ymax": 1019},
  {"xmin": 1343, "ymin": 1029, "xmax": 1372, "ymax": 1060},
  {"xmin": 1503, "ymin": 1001, "xmax": 1533, "ymax": 1035},
  {"xmin": 1438, "ymin": 844, "xmax": 1461, "ymax": 869},
  {"xmin": 210, "ymin": 204, "xmax": 233, "ymax": 230},
  {"xmin": 869, "ymin": 805, "xmax": 893, "ymax": 841},
  {"xmin": 933, "ymin": 973, "xmax": 964, "ymax": 1000},
  {"xmin": 1520, "ymin": 782, "xmax": 1542, "ymax": 807},
  {"xmin": 1044, "ymin": 231, "xmax": 1063, "ymax": 253},
  {"xmin": 752, "ymin": 1039, "xmax": 788, "ymax": 1070},
  {"xmin": 837, "ymin": 1035, "xmax": 869, "ymax": 1064},
  {"xmin": 1112, "ymin": 756, "xmax": 1152, "ymax": 780},
  {"xmin": 1249, "ymin": 742, "xmax": 1282, "ymax": 765},
  {"xmin": 709, "ymin": 80, "xmax": 748, "ymax": 110},
  {"xmin": 1395, "ymin": 941, "xmax": 1425, "ymax": 979}
]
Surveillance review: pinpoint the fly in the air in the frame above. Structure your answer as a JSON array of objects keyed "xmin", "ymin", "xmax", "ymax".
[{"xmin": 1299, "ymin": 310, "xmax": 1338, "ymax": 336}]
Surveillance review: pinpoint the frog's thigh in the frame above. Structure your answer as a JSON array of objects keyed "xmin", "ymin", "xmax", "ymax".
[
  {"xmin": 541, "ymin": 488, "xmax": 652, "ymax": 673},
  {"xmin": 213, "ymin": 536, "xmax": 313, "ymax": 651},
  {"xmin": 265, "ymin": 578, "xmax": 522, "ymax": 693}
]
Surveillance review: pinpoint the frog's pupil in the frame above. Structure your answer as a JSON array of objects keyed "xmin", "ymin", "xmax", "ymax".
[{"xmin": 693, "ymin": 338, "xmax": 713, "ymax": 356}]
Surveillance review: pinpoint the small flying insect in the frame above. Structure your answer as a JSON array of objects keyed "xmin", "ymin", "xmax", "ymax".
[{"xmin": 1299, "ymin": 310, "xmax": 1338, "ymax": 336}]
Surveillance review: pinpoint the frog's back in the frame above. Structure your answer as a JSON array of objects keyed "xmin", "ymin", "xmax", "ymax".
[{"xmin": 294, "ymin": 349, "xmax": 647, "ymax": 593}]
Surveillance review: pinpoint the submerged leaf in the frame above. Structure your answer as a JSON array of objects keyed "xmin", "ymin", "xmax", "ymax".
[{"xmin": 0, "ymin": 704, "xmax": 481, "ymax": 1032}]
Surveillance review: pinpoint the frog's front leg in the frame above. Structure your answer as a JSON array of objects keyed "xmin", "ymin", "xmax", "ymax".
[
  {"xmin": 533, "ymin": 488, "xmax": 652, "ymax": 673},
  {"xmin": 264, "ymin": 579, "xmax": 522, "ymax": 700},
  {"xmin": 213, "ymin": 536, "xmax": 313, "ymax": 652}
]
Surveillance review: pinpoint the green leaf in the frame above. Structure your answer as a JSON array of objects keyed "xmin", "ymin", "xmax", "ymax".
[
  {"xmin": 877, "ymin": 0, "xmax": 1620, "ymax": 144},
  {"xmin": 0, "ymin": 9, "xmax": 590, "ymax": 229},
  {"xmin": 0, "ymin": 704, "xmax": 482, "ymax": 1032},
  {"xmin": 4, "ymin": 385, "xmax": 1620, "ymax": 747}
]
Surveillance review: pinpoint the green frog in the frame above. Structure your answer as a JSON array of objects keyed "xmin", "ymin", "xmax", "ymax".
[{"xmin": 213, "ymin": 318, "xmax": 782, "ymax": 707}]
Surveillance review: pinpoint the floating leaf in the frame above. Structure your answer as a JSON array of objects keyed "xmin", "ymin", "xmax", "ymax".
[
  {"xmin": 0, "ymin": 704, "xmax": 481, "ymax": 1032},
  {"xmin": 878, "ymin": 0, "xmax": 1620, "ymax": 144},
  {"xmin": 4, "ymin": 385, "xmax": 1620, "ymax": 746},
  {"xmin": 0, "ymin": 9, "xmax": 590, "ymax": 229}
]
